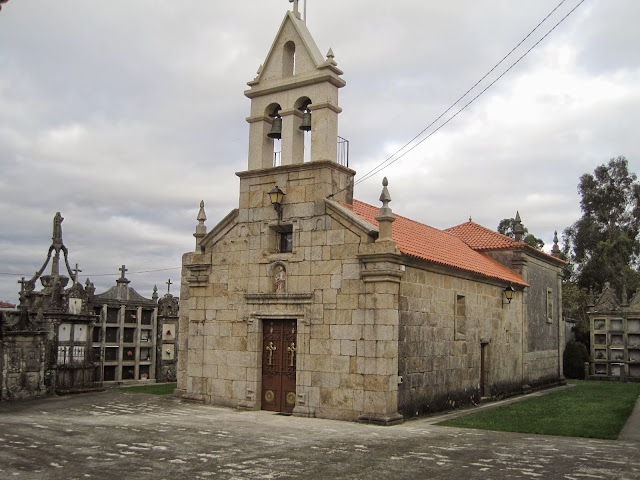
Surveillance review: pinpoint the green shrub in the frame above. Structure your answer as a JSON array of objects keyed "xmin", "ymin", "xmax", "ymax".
[{"xmin": 563, "ymin": 340, "xmax": 589, "ymax": 379}]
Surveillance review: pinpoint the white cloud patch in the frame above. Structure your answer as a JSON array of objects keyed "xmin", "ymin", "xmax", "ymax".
[{"xmin": 0, "ymin": 0, "xmax": 639, "ymax": 302}]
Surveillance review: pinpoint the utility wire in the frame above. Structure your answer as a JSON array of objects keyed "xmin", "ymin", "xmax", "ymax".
[
  {"xmin": 328, "ymin": 0, "xmax": 583, "ymax": 197},
  {"xmin": 0, "ymin": 267, "xmax": 181, "ymax": 278}
]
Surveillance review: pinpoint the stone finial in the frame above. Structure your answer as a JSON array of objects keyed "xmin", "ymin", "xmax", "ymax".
[
  {"xmin": 513, "ymin": 211, "xmax": 524, "ymax": 242},
  {"xmin": 85, "ymin": 278, "xmax": 95, "ymax": 297},
  {"xmin": 376, "ymin": 177, "xmax": 395, "ymax": 242},
  {"xmin": 551, "ymin": 231, "xmax": 561, "ymax": 257},
  {"xmin": 194, "ymin": 200, "xmax": 207, "ymax": 253},
  {"xmin": 152, "ymin": 285, "xmax": 158, "ymax": 302},
  {"xmin": 52, "ymin": 212, "xmax": 64, "ymax": 246},
  {"xmin": 325, "ymin": 48, "xmax": 337, "ymax": 66}
]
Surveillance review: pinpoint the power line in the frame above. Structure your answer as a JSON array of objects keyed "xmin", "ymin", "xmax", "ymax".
[
  {"xmin": 354, "ymin": 0, "xmax": 578, "ymax": 187},
  {"xmin": 326, "ymin": 0, "xmax": 584, "ymax": 199},
  {"xmin": 356, "ymin": 0, "xmax": 585, "ymax": 184},
  {"xmin": 0, "ymin": 266, "xmax": 181, "ymax": 278}
]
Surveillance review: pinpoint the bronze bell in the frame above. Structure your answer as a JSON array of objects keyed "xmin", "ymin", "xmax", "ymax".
[
  {"xmin": 267, "ymin": 116, "xmax": 282, "ymax": 139},
  {"xmin": 299, "ymin": 110, "xmax": 312, "ymax": 131}
]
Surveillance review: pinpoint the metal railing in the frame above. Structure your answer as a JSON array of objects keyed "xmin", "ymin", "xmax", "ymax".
[
  {"xmin": 272, "ymin": 136, "xmax": 350, "ymax": 167},
  {"xmin": 337, "ymin": 136, "xmax": 349, "ymax": 167}
]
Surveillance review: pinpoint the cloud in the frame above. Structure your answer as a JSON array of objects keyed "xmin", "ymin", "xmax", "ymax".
[{"xmin": 0, "ymin": 0, "xmax": 639, "ymax": 302}]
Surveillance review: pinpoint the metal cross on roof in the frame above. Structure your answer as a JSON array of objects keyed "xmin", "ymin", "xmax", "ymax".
[{"xmin": 166, "ymin": 279, "xmax": 172, "ymax": 294}]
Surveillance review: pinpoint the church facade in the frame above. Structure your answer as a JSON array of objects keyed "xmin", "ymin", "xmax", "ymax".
[{"xmin": 177, "ymin": 4, "xmax": 564, "ymax": 423}]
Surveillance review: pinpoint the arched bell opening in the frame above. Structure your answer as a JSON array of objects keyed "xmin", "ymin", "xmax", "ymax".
[
  {"xmin": 295, "ymin": 97, "xmax": 312, "ymax": 162},
  {"xmin": 266, "ymin": 104, "xmax": 282, "ymax": 166}
]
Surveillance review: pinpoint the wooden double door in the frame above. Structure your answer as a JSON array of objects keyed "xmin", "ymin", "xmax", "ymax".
[{"xmin": 262, "ymin": 319, "xmax": 297, "ymax": 413}]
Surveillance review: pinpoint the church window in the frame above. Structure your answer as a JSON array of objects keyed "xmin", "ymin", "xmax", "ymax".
[
  {"xmin": 279, "ymin": 230, "xmax": 293, "ymax": 253},
  {"xmin": 283, "ymin": 41, "xmax": 296, "ymax": 77},
  {"xmin": 546, "ymin": 288, "xmax": 553, "ymax": 323},
  {"xmin": 455, "ymin": 294, "xmax": 467, "ymax": 340}
]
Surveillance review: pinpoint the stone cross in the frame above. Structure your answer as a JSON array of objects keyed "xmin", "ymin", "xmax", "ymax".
[
  {"xmin": 289, "ymin": 0, "xmax": 299, "ymax": 14},
  {"xmin": 18, "ymin": 277, "xmax": 26, "ymax": 293},
  {"xmin": 166, "ymin": 279, "xmax": 172, "ymax": 294},
  {"xmin": 119, "ymin": 264, "xmax": 128, "ymax": 279},
  {"xmin": 73, "ymin": 263, "xmax": 82, "ymax": 285}
]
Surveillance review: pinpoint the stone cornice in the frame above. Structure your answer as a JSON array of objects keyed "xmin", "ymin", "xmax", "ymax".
[
  {"xmin": 184, "ymin": 263, "xmax": 210, "ymax": 286},
  {"xmin": 325, "ymin": 199, "xmax": 378, "ymax": 238},
  {"xmin": 244, "ymin": 293, "xmax": 313, "ymax": 305},
  {"xmin": 236, "ymin": 160, "xmax": 355, "ymax": 179},
  {"xmin": 201, "ymin": 209, "xmax": 239, "ymax": 248},
  {"xmin": 360, "ymin": 269, "xmax": 404, "ymax": 283},
  {"xmin": 245, "ymin": 71, "xmax": 346, "ymax": 99}
]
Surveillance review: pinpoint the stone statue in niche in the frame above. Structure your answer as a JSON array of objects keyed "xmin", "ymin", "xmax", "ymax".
[{"xmin": 274, "ymin": 265, "xmax": 286, "ymax": 293}]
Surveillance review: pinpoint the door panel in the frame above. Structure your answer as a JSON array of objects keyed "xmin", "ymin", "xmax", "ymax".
[{"xmin": 262, "ymin": 319, "xmax": 297, "ymax": 413}]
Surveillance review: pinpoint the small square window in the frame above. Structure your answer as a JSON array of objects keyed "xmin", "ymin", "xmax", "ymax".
[{"xmin": 279, "ymin": 230, "xmax": 293, "ymax": 253}]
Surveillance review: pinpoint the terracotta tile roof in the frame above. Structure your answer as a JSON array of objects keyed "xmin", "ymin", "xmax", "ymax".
[
  {"xmin": 0, "ymin": 301, "xmax": 16, "ymax": 309},
  {"xmin": 444, "ymin": 221, "xmax": 516, "ymax": 250},
  {"xmin": 446, "ymin": 220, "xmax": 567, "ymax": 265},
  {"xmin": 343, "ymin": 200, "xmax": 528, "ymax": 287}
]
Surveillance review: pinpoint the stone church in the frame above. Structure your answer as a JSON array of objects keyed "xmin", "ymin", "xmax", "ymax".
[{"xmin": 177, "ymin": 3, "xmax": 565, "ymax": 423}]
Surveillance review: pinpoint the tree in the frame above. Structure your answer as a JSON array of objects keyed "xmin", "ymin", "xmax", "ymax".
[
  {"xmin": 497, "ymin": 217, "xmax": 544, "ymax": 250},
  {"xmin": 563, "ymin": 156, "xmax": 640, "ymax": 295},
  {"xmin": 562, "ymin": 339, "xmax": 589, "ymax": 380}
]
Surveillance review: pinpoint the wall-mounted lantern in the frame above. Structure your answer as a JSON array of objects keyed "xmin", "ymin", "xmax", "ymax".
[
  {"xmin": 502, "ymin": 285, "xmax": 515, "ymax": 308},
  {"xmin": 268, "ymin": 185, "xmax": 286, "ymax": 219}
]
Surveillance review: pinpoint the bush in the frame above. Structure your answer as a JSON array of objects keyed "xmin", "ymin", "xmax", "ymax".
[{"xmin": 563, "ymin": 340, "xmax": 589, "ymax": 379}]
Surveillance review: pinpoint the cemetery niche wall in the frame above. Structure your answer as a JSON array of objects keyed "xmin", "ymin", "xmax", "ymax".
[{"xmin": 588, "ymin": 282, "xmax": 640, "ymax": 381}]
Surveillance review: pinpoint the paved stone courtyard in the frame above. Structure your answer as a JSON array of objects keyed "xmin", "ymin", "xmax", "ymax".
[{"xmin": 0, "ymin": 389, "xmax": 638, "ymax": 479}]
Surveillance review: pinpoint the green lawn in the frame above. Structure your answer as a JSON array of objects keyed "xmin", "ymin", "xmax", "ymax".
[
  {"xmin": 118, "ymin": 383, "xmax": 177, "ymax": 395},
  {"xmin": 437, "ymin": 380, "xmax": 640, "ymax": 439}
]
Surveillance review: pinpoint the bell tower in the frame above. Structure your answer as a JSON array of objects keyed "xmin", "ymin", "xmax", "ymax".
[{"xmin": 244, "ymin": 4, "xmax": 346, "ymax": 170}]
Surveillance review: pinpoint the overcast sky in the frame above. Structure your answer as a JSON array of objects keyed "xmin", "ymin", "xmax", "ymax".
[{"xmin": 1, "ymin": 0, "xmax": 638, "ymax": 304}]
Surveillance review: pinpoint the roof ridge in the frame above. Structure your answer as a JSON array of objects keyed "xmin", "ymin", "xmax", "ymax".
[{"xmin": 342, "ymin": 199, "xmax": 527, "ymax": 287}]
